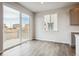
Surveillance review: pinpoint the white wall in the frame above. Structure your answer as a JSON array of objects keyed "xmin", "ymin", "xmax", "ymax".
[{"xmin": 35, "ymin": 6, "xmax": 79, "ymax": 45}]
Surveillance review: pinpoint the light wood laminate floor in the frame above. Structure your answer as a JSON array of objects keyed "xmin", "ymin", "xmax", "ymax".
[{"xmin": 2, "ymin": 40, "xmax": 75, "ymax": 56}]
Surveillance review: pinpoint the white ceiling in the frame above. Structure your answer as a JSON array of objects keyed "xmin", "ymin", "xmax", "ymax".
[{"xmin": 19, "ymin": 2, "xmax": 77, "ymax": 13}]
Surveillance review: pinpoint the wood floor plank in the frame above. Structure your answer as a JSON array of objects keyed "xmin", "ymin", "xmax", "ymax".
[{"xmin": 2, "ymin": 40, "xmax": 75, "ymax": 56}]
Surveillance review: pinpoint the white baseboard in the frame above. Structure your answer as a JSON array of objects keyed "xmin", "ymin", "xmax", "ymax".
[{"xmin": 35, "ymin": 38, "xmax": 70, "ymax": 45}]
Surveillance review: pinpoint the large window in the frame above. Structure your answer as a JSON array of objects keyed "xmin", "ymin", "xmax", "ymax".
[
  {"xmin": 3, "ymin": 5, "xmax": 30, "ymax": 50},
  {"xmin": 21, "ymin": 13, "xmax": 30, "ymax": 42},
  {"xmin": 44, "ymin": 13, "xmax": 58, "ymax": 32}
]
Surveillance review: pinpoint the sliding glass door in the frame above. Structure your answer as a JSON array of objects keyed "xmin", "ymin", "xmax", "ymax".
[
  {"xmin": 21, "ymin": 13, "xmax": 30, "ymax": 42},
  {"xmin": 3, "ymin": 5, "xmax": 30, "ymax": 50},
  {"xmin": 3, "ymin": 5, "xmax": 20, "ymax": 49}
]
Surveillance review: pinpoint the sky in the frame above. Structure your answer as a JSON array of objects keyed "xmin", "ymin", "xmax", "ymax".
[{"xmin": 4, "ymin": 5, "xmax": 29, "ymax": 28}]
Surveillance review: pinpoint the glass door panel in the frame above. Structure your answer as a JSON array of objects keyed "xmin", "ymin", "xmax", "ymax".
[
  {"xmin": 3, "ymin": 5, "xmax": 20, "ymax": 49},
  {"xmin": 21, "ymin": 13, "xmax": 30, "ymax": 42}
]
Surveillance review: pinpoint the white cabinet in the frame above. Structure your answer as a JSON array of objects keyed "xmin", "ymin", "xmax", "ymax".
[{"xmin": 75, "ymin": 35, "xmax": 79, "ymax": 56}]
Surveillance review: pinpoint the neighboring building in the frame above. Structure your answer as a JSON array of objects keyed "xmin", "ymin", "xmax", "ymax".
[
  {"xmin": 23, "ymin": 24, "xmax": 29, "ymax": 32},
  {"xmin": 13, "ymin": 24, "xmax": 20, "ymax": 30},
  {"xmin": 4, "ymin": 24, "xmax": 29, "ymax": 33}
]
